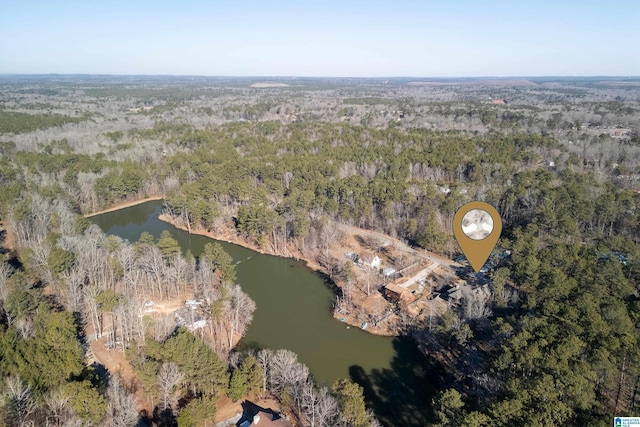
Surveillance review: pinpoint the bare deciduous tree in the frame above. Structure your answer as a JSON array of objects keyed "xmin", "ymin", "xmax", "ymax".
[
  {"xmin": 157, "ymin": 362, "xmax": 183, "ymax": 410},
  {"xmin": 44, "ymin": 386, "xmax": 70, "ymax": 426},
  {"xmin": 301, "ymin": 382, "xmax": 340, "ymax": 427},
  {"xmin": 257, "ymin": 349, "xmax": 271, "ymax": 395},
  {"xmin": 60, "ymin": 266, "xmax": 85, "ymax": 313},
  {"xmin": 3, "ymin": 376, "xmax": 37, "ymax": 427},
  {"xmin": 106, "ymin": 375, "xmax": 139, "ymax": 427},
  {"xmin": 137, "ymin": 246, "xmax": 166, "ymax": 300},
  {"xmin": 314, "ymin": 386, "xmax": 340, "ymax": 427},
  {"xmin": 84, "ymin": 286, "xmax": 102, "ymax": 340},
  {"xmin": 464, "ymin": 291, "xmax": 493, "ymax": 320},
  {"xmin": 266, "ymin": 349, "xmax": 310, "ymax": 394},
  {"xmin": 0, "ymin": 261, "xmax": 13, "ymax": 303},
  {"xmin": 166, "ymin": 254, "xmax": 192, "ymax": 298},
  {"xmin": 226, "ymin": 284, "xmax": 256, "ymax": 350}
]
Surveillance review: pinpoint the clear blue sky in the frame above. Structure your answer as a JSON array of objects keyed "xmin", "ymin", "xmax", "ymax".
[{"xmin": 1, "ymin": 0, "xmax": 638, "ymax": 77}]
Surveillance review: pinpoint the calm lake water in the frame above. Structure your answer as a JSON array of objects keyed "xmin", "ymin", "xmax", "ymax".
[{"xmin": 91, "ymin": 200, "xmax": 439, "ymax": 426}]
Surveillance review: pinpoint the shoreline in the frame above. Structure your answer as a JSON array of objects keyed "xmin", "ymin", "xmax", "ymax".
[
  {"xmin": 157, "ymin": 213, "xmax": 323, "ymax": 273},
  {"xmin": 83, "ymin": 196, "xmax": 164, "ymax": 218},
  {"xmin": 157, "ymin": 213, "xmax": 398, "ymax": 337},
  {"xmin": 87, "ymin": 196, "xmax": 400, "ymax": 337}
]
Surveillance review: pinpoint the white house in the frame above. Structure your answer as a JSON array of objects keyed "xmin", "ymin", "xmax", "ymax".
[{"xmin": 359, "ymin": 252, "xmax": 381, "ymax": 269}]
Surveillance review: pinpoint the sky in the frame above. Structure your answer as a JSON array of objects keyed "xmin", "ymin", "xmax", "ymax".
[{"xmin": 1, "ymin": 0, "xmax": 638, "ymax": 77}]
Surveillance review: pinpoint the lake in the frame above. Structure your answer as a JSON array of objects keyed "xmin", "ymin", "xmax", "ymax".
[{"xmin": 91, "ymin": 200, "xmax": 439, "ymax": 426}]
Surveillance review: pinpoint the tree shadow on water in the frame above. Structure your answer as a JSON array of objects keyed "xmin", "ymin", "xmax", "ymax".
[
  {"xmin": 235, "ymin": 340, "xmax": 265, "ymax": 353},
  {"xmin": 350, "ymin": 337, "xmax": 443, "ymax": 427}
]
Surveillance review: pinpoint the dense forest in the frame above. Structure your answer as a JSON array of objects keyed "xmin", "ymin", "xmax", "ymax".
[{"xmin": 0, "ymin": 75, "xmax": 639, "ymax": 426}]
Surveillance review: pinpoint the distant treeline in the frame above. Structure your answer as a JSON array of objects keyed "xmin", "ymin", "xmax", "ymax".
[{"xmin": 0, "ymin": 110, "xmax": 90, "ymax": 134}]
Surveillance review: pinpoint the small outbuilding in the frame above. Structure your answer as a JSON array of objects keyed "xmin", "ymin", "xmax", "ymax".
[{"xmin": 382, "ymin": 267, "xmax": 397, "ymax": 277}]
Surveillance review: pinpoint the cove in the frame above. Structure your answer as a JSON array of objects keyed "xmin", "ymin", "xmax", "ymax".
[{"xmin": 91, "ymin": 200, "xmax": 440, "ymax": 426}]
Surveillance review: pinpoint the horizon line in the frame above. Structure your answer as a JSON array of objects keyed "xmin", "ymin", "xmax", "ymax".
[{"xmin": 1, "ymin": 73, "xmax": 640, "ymax": 80}]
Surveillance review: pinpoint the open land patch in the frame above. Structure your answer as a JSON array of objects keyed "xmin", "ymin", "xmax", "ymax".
[{"xmin": 249, "ymin": 82, "xmax": 291, "ymax": 88}]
